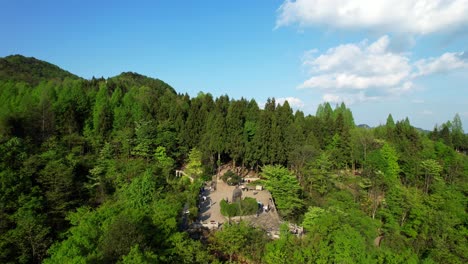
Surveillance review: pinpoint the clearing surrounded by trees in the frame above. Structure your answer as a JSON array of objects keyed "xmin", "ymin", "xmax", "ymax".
[{"xmin": 198, "ymin": 167, "xmax": 281, "ymax": 235}]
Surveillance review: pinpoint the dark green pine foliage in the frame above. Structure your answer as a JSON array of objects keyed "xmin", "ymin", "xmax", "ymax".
[
  {"xmin": 92, "ymin": 83, "xmax": 112, "ymax": 142},
  {"xmin": 393, "ymin": 118, "xmax": 423, "ymax": 186},
  {"xmin": 243, "ymin": 99, "xmax": 260, "ymax": 168},
  {"xmin": 275, "ymin": 101, "xmax": 293, "ymax": 165},
  {"xmin": 202, "ymin": 107, "xmax": 225, "ymax": 166},
  {"xmin": 315, "ymin": 102, "xmax": 335, "ymax": 148},
  {"xmin": 226, "ymin": 99, "xmax": 247, "ymax": 167},
  {"xmin": 451, "ymin": 113, "xmax": 465, "ymax": 151},
  {"xmin": 255, "ymin": 98, "xmax": 275, "ymax": 165},
  {"xmin": 180, "ymin": 93, "xmax": 212, "ymax": 149}
]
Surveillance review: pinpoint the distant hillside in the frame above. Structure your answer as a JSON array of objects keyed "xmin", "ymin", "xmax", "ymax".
[
  {"xmin": 0, "ymin": 55, "xmax": 177, "ymax": 96},
  {"xmin": 415, "ymin": 127, "xmax": 431, "ymax": 134},
  {"xmin": 358, "ymin": 123, "xmax": 431, "ymax": 134},
  {"xmin": 109, "ymin": 72, "xmax": 176, "ymax": 95},
  {"xmin": 357, "ymin": 124, "xmax": 371, "ymax": 129},
  {"xmin": 0, "ymin": 54, "xmax": 79, "ymax": 86}
]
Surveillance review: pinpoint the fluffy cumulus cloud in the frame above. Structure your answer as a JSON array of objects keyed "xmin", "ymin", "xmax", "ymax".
[
  {"xmin": 277, "ymin": 97, "xmax": 305, "ymax": 108},
  {"xmin": 276, "ymin": 0, "xmax": 468, "ymax": 35},
  {"xmin": 299, "ymin": 36, "xmax": 468, "ymax": 103},
  {"xmin": 300, "ymin": 35, "xmax": 411, "ymax": 90},
  {"xmin": 322, "ymin": 92, "xmax": 379, "ymax": 105},
  {"xmin": 413, "ymin": 52, "xmax": 468, "ymax": 77}
]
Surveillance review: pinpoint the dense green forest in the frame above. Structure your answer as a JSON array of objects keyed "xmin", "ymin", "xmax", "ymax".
[{"xmin": 0, "ymin": 55, "xmax": 467, "ymax": 263}]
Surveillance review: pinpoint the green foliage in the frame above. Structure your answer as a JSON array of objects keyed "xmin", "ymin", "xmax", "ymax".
[
  {"xmin": 241, "ymin": 197, "xmax": 259, "ymax": 215},
  {"xmin": 92, "ymin": 83, "xmax": 112, "ymax": 141},
  {"xmin": 301, "ymin": 206, "xmax": 377, "ymax": 263},
  {"xmin": 386, "ymin": 114, "xmax": 395, "ymax": 129},
  {"xmin": 120, "ymin": 245, "xmax": 158, "ymax": 264},
  {"xmin": 100, "ymin": 213, "xmax": 150, "ymax": 262},
  {"xmin": 120, "ymin": 170, "xmax": 158, "ymax": 209},
  {"xmin": 264, "ymin": 224, "xmax": 304, "ymax": 264},
  {"xmin": 226, "ymin": 99, "xmax": 247, "ymax": 166},
  {"xmin": 221, "ymin": 170, "xmax": 242, "ymax": 185},
  {"xmin": 0, "ymin": 55, "xmax": 79, "ymax": 86},
  {"xmin": 131, "ymin": 120, "xmax": 157, "ymax": 159},
  {"xmin": 220, "ymin": 199, "xmax": 237, "ymax": 217},
  {"xmin": 1, "ymin": 55, "xmax": 468, "ymax": 263},
  {"xmin": 45, "ymin": 171, "xmax": 191, "ymax": 263},
  {"xmin": 185, "ymin": 148, "xmax": 204, "ymax": 178},
  {"xmin": 44, "ymin": 204, "xmax": 118, "ymax": 263},
  {"xmin": 303, "ymin": 151, "xmax": 333, "ymax": 196},
  {"xmin": 8, "ymin": 191, "xmax": 51, "ymax": 263},
  {"xmin": 154, "ymin": 146, "xmax": 175, "ymax": 180},
  {"xmin": 379, "ymin": 142, "xmax": 400, "ymax": 183},
  {"xmin": 261, "ymin": 165, "xmax": 304, "ymax": 219},
  {"xmin": 210, "ymin": 222, "xmax": 246, "ymax": 262},
  {"xmin": 210, "ymin": 221, "xmax": 267, "ymax": 262},
  {"xmin": 167, "ymin": 232, "xmax": 213, "ymax": 263},
  {"xmin": 220, "ymin": 197, "xmax": 258, "ymax": 217}
]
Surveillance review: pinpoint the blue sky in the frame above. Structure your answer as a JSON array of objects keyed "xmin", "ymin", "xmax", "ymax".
[{"xmin": 1, "ymin": 0, "xmax": 467, "ymax": 130}]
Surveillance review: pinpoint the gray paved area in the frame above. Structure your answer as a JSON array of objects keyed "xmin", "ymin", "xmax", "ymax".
[{"xmin": 198, "ymin": 171, "xmax": 281, "ymax": 231}]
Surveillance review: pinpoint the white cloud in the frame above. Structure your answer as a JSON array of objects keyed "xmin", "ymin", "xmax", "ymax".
[
  {"xmin": 299, "ymin": 36, "xmax": 467, "ymax": 104},
  {"xmin": 322, "ymin": 93, "xmax": 342, "ymax": 103},
  {"xmin": 413, "ymin": 52, "xmax": 468, "ymax": 77},
  {"xmin": 322, "ymin": 91, "xmax": 379, "ymax": 105},
  {"xmin": 421, "ymin": 110, "xmax": 433, "ymax": 115},
  {"xmin": 277, "ymin": 97, "xmax": 305, "ymax": 108},
  {"xmin": 300, "ymin": 36, "xmax": 411, "ymax": 91},
  {"xmin": 276, "ymin": 0, "xmax": 468, "ymax": 35}
]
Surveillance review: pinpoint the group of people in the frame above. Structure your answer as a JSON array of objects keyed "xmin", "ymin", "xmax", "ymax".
[{"xmin": 199, "ymin": 184, "xmax": 213, "ymax": 208}]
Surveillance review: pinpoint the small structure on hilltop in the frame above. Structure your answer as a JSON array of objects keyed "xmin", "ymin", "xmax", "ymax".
[{"xmin": 232, "ymin": 186, "xmax": 242, "ymax": 202}]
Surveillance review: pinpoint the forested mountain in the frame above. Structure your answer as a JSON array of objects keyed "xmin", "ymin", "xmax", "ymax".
[
  {"xmin": 0, "ymin": 55, "xmax": 467, "ymax": 263},
  {"xmin": 0, "ymin": 55, "xmax": 79, "ymax": 86}
]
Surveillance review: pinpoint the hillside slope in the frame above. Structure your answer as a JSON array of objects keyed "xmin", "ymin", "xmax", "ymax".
[{"xmin": 0, "ymin": 55, "xmax": 80, "ymax": 86}]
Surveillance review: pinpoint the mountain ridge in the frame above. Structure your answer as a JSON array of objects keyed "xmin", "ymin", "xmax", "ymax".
[
  {"xmin": 0, "ymin": 54, "xmax": 177, "ymax": 95},
  {"xmin": 0, "ymin": 54, "xmax": 80, "ymax": 86}
]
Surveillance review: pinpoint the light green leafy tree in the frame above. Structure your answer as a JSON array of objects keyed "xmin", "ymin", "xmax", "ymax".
[
  {"xmin": 380, "ymin": 142, "xmax": 400, "ymax": 184},
  {"xmin": 264, "ymin": 223, "xmax": 304, "ymax": 264},
  {"xmin": 119, "ymin": 245, "xmax": 158, "ymax": 264},
  {"xmin": 451, "ymin": 113, "xmax": 464, "ymax": 151},
  {"xmin": 9, "ymin": 192, "xmax": 51, "ymax": 264},
  {"xmin": 210, "ymin": 221, "xmax": 266, "ymax": 263},
  {"xmin": 261, "ymin": 165, "xmax": 303, "ymax": 219},
  {"xmin": 185, "ymin": 148, "xmax": 204, "ymax": 179},
  {"xmin": 120, "ymin": 170, "xmax": 158, "ymax": 209},
  {"xmin": 303, "ymin": 151, "xmax": 332, "ymax": 196},
  {"xmin": 302, "ymin": 206, "xmax": 374, "ymax": 263},
  {"xmin": 167, "ymin": 233, "xmax": 213, "ymax": 264},
  {"xmin": 154, "ymin": 146, "xmax": 175, "ymax": 181},
  {"xmin": 420, "ymin": 159, "xmax": 442, "ymax": 194},
  {"xmin": 210, "ymin": 222, "xmax": 248, "ymax": 262}
]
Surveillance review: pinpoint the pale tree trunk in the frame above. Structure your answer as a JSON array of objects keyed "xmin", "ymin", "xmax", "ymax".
[{"xmin": 370, "ymin": 187, "xmax": 379, "ymax": 219}]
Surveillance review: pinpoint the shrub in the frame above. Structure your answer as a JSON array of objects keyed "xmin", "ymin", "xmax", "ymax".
[
  {"xmin": 220, "ymin": 197, "xmax": 259, "ymax": 217},
  {"xmin": 221, "ymin": 170, "xmax": 242, "ymax": 185}
]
